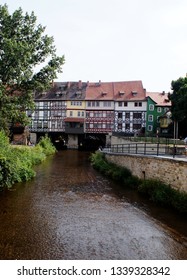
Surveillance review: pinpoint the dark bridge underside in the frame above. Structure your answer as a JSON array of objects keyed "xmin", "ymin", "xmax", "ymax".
[{"xmin": 35, "ymin": 132, "xmax": 106, "ymax": 151}]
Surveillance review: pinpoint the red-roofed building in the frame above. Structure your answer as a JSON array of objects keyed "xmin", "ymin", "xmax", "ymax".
[
  {"xmin": 85, "ymin": 81, "xmax": 115, "ymax": 134},
  {"xmin": 27, "ymin": 80, "xmax": 171, "ymax": 149},
  {"xmin": 84, "ymin": 80, "xmax": 147, "ymax": 135},
  {"xmin": 113, "ymin": 81, "xmax": 147, "ymax": 134}
]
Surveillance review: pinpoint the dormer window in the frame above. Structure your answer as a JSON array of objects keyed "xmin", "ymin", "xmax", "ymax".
[
  {"xmin": 101, "ymin": 92, "xmax": 107, "ymax": 96},
  {"xmin": 55, "ymin": 91, "xmax": 62, "ymax": 97},
  {"xmin": 75, "ymin": 91, "xmax": 82, "ymax": 97},
  {"xmin": 119, "ymin": 91, "xmax": 125, "ymax": 96},
  {"xmin": 132, "ymin": 91, "xmax": 137, "ymax": 96}
]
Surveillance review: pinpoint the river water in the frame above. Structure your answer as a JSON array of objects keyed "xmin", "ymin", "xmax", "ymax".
[{"xmin": 0, "ymin": 150, "xmax": 186, "ymax": 260}]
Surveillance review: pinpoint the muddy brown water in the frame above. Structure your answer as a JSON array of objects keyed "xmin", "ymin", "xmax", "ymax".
[{"xmin": 0, "ymin": 150, "xmax": 186, "ymax": 259}]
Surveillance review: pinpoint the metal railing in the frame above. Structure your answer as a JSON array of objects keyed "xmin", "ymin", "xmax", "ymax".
[{"xmin": 103, "ymin": 143, "xmax": 185, "ymax": 157}]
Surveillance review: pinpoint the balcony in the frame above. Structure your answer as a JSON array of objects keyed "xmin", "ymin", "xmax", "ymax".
[{"xmin": 65, "ymin": 117, "xmax": 84, "ymax": 134}]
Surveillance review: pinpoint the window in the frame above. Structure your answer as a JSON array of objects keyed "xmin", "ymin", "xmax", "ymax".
[
  {"xmin": 44, "ymin": 111, "xmax": 48, "ymax": 119},
  {"xmin": 34, "ymin": 111, "xmax": 39, "ymax": 119},
  {"xmin": 71, "ymin": 101, "xmax": 82, "ymax": 106},
  {"xmin": 125, "ymin": 112, "xmax": 130, "ymax": 119},
  {"xmin": 149, "ymin": 104, "xmax": 154, "ymax": 111},
  {"xmin": 37, "ymin": 121, "xmax": 42, "ymax": 128},
  {"xmin": 134, "ymin": 102, "xmax": 142, "ymax": 107},
  {"xmin": 43, "ymin": 121, "xmax": 48, "ymax": 128},
  {"xmin": 118, "ymin": 101, "xmax": 122, "ymax": 107},
  {"xmin": 70, "ymin": 111, "xmax": 73, "ymax": 117},
  {"xmin": 148, "ymin": 125, "xmax": 153, "ymax": 131},
  {"xmin": 103, "ymin": 101, "xmax": 111, "ymax": 107},
  {"xmin": 148, "ymin": 115, "xmax": 153, "ymax": 122},
  {"xmin": 57, "ymin": 121, "xmax": 62, "ymax": 128},
  {"xmin": 81, "ymin": 111, "xmax": 84, "ymax": 117},
  {"xmin": 118, "ymin": 112, "xmax": 122, "ymax": 118},
  {"xmin": 124, "ymin": 101, "xmax": 128, "ymax": 107},
  {"xmin": 77, "ymin": 111, "xmax": 80, "ymax": 117},
  {"xmin": 51, "ymin": 122, "xmax": 56, "ymax": 129},
  {"xmin": 106, "ymin": 112, "xmax": 112, "ymax": 118},
  {"xmin": 118, "ymin": 123, "xmax": 122, "ymax": 130},
  {"xmin": 125, "ymin": 123, "xmax": 130, "ymax": 130},
  {"xmin": 133, "ymin": 112, "xmax": 142, "ymax": 119},
  {"xmin": 33, "ymin": 121, "xmax": 37, "ymax": 128},
  {"xmin": 164, "ymin": 107, "xmax": 168, "ymax": 112},
  {"xmin": 157, "ymin": 107, "xmax": 162, "ymax": 113},
  {"xmin": 44, "ymin": 102, "xmax": 48, "ymax": 108},
  {"xmin": 133, "ymin": 124, "xmax": 141, "ymax": 130},
  {"xmin": 87, "ymin": 101, "xmax": 100, "ymax": 107}
]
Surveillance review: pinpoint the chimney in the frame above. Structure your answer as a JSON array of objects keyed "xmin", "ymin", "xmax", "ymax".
[
  {"xmin": 78, "ymin": 80, "xmax": 82, "ymax": 89},
  {"xmin": 67, "ymin": 81, "xmax": 71, "ymax": 89}
]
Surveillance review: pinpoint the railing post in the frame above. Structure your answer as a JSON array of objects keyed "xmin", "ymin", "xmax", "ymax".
[
  {"xmin": 173, "ymin": 143, "xmax": 176, "ymax": 158},
  {"xmin": 157, "ymin": 142, "xmax": 159, "ymax": 156}
]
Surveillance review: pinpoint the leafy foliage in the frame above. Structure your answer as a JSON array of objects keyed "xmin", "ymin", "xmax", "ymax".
[
  {"xmin": 90, "ymin": 151, "xmax": 134, "ymax": 187},
  {"xmin": 90, "ymin": 151, "xmax": 187, "ymax": 214},
  {"xmin": 0, "ymin": 4, "xmax": 65, "ymax": 132},
  {"xmin": 38, "ymin": 135, "xmax": 56, "ymax": 156},
  {"xmin": 138, "ymin": 179, "xmax": 187, "ymax": 214},
  {"xmin": 0, "ymin": 131, "xmax": 56, "ymax": 189},
  {"xmin": 169, "ymin": 77, "xmax": 187, "ymax": 122}
]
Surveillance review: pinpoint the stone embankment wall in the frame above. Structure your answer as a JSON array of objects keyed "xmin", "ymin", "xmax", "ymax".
[{"xmin": 105, "ymin": 153, "xmax": 187, "ymax": 193}]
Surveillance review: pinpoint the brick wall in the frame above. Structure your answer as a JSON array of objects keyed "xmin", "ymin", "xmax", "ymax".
[{"xmin": 105, "ymin": 153, "xmax": 187, "ymax": 193}]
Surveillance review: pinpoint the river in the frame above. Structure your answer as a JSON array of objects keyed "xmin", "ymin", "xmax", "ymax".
[{"xmin": 0, "ymin": 150, "xmax": 186, "ymax": 259}]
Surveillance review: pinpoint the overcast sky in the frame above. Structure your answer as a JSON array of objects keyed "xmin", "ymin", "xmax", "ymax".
[{"xmin": 2, "ymin": 0, "xmax": 187, "ymax": 92}]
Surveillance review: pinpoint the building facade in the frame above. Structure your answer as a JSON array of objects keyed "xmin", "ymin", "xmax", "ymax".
[
  {"xmin": 27, "ymin": 80, "xmax": 171, "ymax": 148},
  {"xmin": 113, "ymin": 81, "xmax": 147, "ymax": 134},
  {"xmin": 146, "ymin": 92, "xmax": 171, "ymax": 136}
]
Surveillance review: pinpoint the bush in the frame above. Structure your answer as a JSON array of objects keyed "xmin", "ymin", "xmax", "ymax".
[
  {"xmin": 90, "ymin": 151, "xmax": 187, "ymax": 214},
  {"xmin": 90, "ymin": 151, "xmax": 133, "ymax": 184},
  {"xmin": 37, "ymin": 135, "xmax": 56, "ymax": 156},
  {"xmin": 0, "ymin": 131, "xmax": 56, "ymax": 189},
  {"xmin": 138, "ymin": 179, "xmax": 187, "ymax": 213}
]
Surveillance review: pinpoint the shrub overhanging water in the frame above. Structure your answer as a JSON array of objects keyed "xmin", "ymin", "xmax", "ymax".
[{"xmin": 0, "ymin": 132, "xmax": 56, "ymax": 189}]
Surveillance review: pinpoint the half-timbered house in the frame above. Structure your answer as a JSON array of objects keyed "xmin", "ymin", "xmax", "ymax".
[{"xmin": 114, "ymin": 81, "xmax": 147, "ymax": 134}]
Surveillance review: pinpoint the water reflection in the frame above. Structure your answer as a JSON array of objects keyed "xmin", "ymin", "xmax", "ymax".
[{"xmin": 0, "ymin": 150, "xmax": 186, "ymax": 259}]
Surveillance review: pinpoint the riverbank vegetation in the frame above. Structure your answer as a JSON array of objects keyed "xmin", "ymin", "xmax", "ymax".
[
  {"xmin": 90, "ymin": 151, "xmax": 187, "ymax": 214},
  {"xmin": 0, "ymin": 132, "xmax": 56, "ymax": 189}
]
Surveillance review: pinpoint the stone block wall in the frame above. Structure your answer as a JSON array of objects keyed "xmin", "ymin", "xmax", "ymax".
[{"xmin": 105, "ymin": 153, "xmax": 187, "ymax": 193}]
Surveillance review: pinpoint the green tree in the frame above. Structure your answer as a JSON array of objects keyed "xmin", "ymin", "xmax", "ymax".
[
  {"xmin": 0, "ymin": 4, "xmax": 65, "ymax": 133},
  {"xmin": 169, "ymin": 77, "xmax": 187, "ymax": 121}
]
